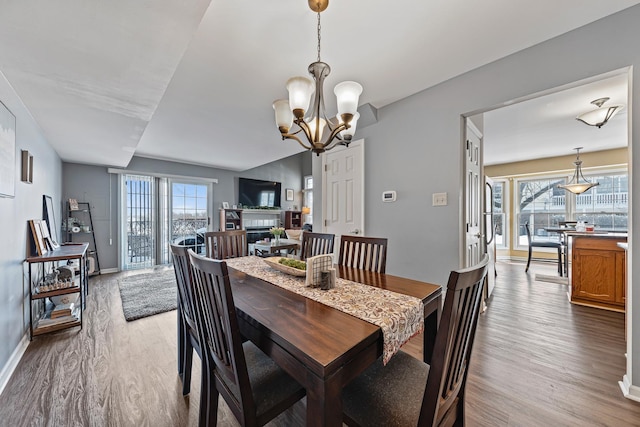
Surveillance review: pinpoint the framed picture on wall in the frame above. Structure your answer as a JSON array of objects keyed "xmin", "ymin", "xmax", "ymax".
[
  {"xmin": 286, "ymin": 188, "xmax": 294, "ymax": 201},
  {"xmin": 0, "ymin": 101, "xmax": 16, "ymax": 198}
]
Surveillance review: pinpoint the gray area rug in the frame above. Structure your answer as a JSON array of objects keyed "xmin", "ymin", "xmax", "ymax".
[{"xmin": 118, "ymin": 268, "xmax": 177, "ymax": 321}]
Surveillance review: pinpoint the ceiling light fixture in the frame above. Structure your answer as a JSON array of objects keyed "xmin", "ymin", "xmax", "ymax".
[
  {"xmin": 576, "ymin": 97, "xmax": 623, "ymax": 128},
  {"xmin": 272, "ymin": 0, "xmax": 363, "ymax": 155},
  {"xmin": 557, "ymin": 147, "xmax": 599, "ymax": 194}
]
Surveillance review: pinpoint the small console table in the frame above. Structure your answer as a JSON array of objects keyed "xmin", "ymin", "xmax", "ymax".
[{"xmin": 26, "ymin": 243, "xmax": 89, "ymax": 339}]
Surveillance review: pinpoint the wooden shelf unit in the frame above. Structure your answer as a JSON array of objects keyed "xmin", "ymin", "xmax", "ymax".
[
  {"xmin": 220, "ymin": 208, "xmax": 243, "ymax": 231},
  {"xmin": 26, "ymin": 243, "xmax": 89, "ymax": 339},
  {"xmin": 283, "ymin": 210, "xmax": 302, "ymax": 229}
]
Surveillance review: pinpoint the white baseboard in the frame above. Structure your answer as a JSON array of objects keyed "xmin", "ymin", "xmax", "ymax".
[
  {"xmin": 99, "ymin": 268, "xmax": 118, "ymax": 274},
  {"xmin": 0, "ymin": 333, "xmax": 29, "ymax": 397},
  {"xmin": 619, "ymin": 375, "xmax": 640, "ymax": 402}
]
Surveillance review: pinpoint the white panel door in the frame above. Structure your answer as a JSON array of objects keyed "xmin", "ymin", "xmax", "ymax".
[
  {"xmin": 464, "ymin": 122, "xmax": 483, "ymax": 267},
  {"xmin": 323, "ymin": 140, "xmax": 364, "ymax": 248}
]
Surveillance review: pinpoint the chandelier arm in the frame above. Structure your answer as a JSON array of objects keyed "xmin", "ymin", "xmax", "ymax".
[
  {"xmin": 322, "ymin": 123, "xmax": 349, "ymax": 147},
  {"xmin": 280, "ymin": 133, "xmax": 313, "ymax": 151},
  {"xmin": 294, "ymin": 118, "xmax": 313, "ymax": 142}
]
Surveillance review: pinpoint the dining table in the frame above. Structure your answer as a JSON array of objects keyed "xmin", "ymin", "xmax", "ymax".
[{"xmin": 224, "ymin": 257, "xmax": 442, "ymax": 427}]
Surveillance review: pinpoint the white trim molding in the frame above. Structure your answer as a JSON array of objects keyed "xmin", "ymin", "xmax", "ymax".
[
  {"xmin": 619, "ymin": 375, "xmax": 640, "ymax": 402},
  {"xmin": 0, "ymin": 334, "xmax": 29, "ymax": 396},
  {"xmin": 107, "ymin": 168, "xmax": 218, "ymax": 184}
]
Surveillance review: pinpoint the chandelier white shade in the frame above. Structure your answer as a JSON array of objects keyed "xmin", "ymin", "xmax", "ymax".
[
  {"xmin": 557, "ymin": 147, "xmax": 599, "ymax": 194},
  {"xmin": 576, "ymin": 97, "xmax": 623, "ymax": 128},
  {"xmin": 272, "ymin": 0, "xmax": 363, "ymax": 155}
]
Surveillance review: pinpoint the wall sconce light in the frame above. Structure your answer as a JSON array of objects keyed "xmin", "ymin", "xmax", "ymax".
[{"xmin": 21, "ymin": 150, "xmax": 33, "ymax": 184}]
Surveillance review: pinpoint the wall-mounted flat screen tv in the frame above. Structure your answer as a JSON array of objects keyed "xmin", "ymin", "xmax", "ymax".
[{"xmin": 238, "ymin": 178, "xmax": 281, "ymax": 208}]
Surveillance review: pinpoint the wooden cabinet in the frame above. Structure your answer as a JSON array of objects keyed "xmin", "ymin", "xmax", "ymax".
[
  {"xmin": 571, "ymin": 235, "xmax": 626, "ymax": 312},
  {"xmin": 220, "ymin": 209, "xmax": 243, "ymax": 231},
  {"xmin": 283, "ymin": 210, "xmax": 302, "ymax": 229}
]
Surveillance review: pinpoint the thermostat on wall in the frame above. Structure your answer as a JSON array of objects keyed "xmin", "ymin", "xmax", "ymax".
[{"xmin": 382, "ymin": 190, "xmax": 396, "ymax": 202}]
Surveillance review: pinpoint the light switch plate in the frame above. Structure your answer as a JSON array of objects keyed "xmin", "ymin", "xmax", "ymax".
[{"xmin": 432, "ymin": 192, "xmax": 448, "ymax": 206}]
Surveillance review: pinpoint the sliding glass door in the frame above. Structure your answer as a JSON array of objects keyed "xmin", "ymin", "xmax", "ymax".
[
  {"xmin": 121, "ymin": 174, "xmax": 156, "ymax": 270},
  {"xmin": 170, "ymin": 181, "xmax": 211, "ymax": 255}
]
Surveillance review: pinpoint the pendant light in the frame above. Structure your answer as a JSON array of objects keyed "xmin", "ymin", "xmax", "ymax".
[
  {"xmin": 272, "ymin": 0, "xmax": 363, "ymax": 155},
  {"xmin": 557, "ymin": 147, "xmax": 599, "ymax": 194}
]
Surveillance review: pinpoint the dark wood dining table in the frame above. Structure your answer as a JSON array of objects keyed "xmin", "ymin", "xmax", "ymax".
[{"xmin": 227, "ymin": 263, "xmax": 442, "ymax": 427}]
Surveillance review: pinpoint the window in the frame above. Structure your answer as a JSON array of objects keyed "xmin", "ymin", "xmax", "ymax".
[
  {"xmin": 492, "ymin": 181, "xmax": 507, "ymax": 249},
  {"xmin": 575, "ymin": 173, "xmax": 628, "ymax": 230},
  {"xmin": 515, "ymin": 170, "xmax": 628, "ymax": 250},
  {"xmin": 516, "ymin": 176, "xmax": 566, "ymax": 249},
  {"xmin": 303, "ymin": 175, "xmax": 313, "ymax": 226}
]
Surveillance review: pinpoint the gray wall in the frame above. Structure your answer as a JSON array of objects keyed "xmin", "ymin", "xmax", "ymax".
[
  {"xmin": 0, "ymin": 72, "xmax": 62, "ymax": 375},
  {"xmin": 63, "ymin": 152, "xmax": 308, "ymax": 271},
  {"xmin": 314, "ymin": 5, "xmax": 640, "ymax": 389}
]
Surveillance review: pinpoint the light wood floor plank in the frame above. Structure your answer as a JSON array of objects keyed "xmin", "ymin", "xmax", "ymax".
[{"xmin": 1, "ymin": 261, "xmax": 639, "ymax": 426}]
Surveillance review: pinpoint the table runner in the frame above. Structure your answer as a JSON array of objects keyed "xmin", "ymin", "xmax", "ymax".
[{"xmin": 225, "ymin": 256, "xmax": 424, "ymax": 364}]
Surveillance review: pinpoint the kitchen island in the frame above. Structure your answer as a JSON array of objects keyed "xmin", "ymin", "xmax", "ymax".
[{"xmin": 570, "ymin": 232, "xmax": 627, "ymax": 312}]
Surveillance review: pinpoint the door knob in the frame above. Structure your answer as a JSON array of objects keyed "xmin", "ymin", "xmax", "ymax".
[{"xmin": 351, "ymin": 229, "xmax": 360, "ymax": 235}]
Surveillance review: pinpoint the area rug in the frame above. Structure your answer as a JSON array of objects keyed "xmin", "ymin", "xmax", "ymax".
[
  {"xmin": 535, "ymin": 273, "xmax": 569, "ymax": 285},
  {"xmin": 118, "ymin": 268, "xmax": 177, "ymax": 321}
]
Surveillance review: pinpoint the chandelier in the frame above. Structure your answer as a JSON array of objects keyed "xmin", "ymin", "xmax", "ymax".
[
  {"xmin": 576, "ymin": 97, "xmax": 623, "ymax": 128},
  {"xmin": 272, "ymin": 0, "xmax": 363, "ymax": 155},
  {"xmin": 557, "ymin": 147, "xmax": 599, "ymax": 194}
]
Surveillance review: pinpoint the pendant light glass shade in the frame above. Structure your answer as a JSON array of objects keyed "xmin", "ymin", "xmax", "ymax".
[
  {"xmin": 557, "ymin": 147, "xmax": 599, "ymax": 195},
  {"xmin": 576, "ymin": 97, "xmax": 623, "ymax": 128}
]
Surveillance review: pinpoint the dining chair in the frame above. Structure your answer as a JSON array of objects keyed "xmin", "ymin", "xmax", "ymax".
[
  {"xmin": 187, "ymin": 250, "xmax": 306, "ymax": 426},
  {"xmin": 341, "ymin": 254, "xmax": 489, "ymax": 427},
  {"xmin": 204, "ymin": 230, "xmax": 248, "ymax": 260},
  {"xmin": 170, "ymin": 244, "xmax": 201, "ymax": 396},
  {"xmin": 299, "ymin": 232, "xmax": 335, "ymax": 261},
  {"xmin": 338, "ymin": 235, "xmax": 388, "ymax": 273},
  {"xmin": 524, "ymin": 222, "xmax": 563, "ymax": 276}
]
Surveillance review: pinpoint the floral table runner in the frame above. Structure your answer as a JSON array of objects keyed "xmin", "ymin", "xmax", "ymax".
[{"xmin": 225, "ymin": 256, "xmax": 424, "ymax": 364}]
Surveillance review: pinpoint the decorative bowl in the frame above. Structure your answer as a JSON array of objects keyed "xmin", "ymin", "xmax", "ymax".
[{"xmin": 263, "ymin": 257, "xmax": 307, "ymax": 277}]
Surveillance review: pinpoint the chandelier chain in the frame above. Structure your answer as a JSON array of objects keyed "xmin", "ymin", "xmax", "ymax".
[{"xmin": 316, "ymin": 12, "xmax": 321, "ymax": 62}]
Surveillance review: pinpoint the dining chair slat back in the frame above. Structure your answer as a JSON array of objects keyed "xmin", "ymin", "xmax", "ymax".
[
  {"xmin": 300, "ymin": 232, "xmax": 335, "ymax": 261},
  {"xmin": 205, "ymin": 230, "xmax": 248, "ymax": 260},
  {"xmin": 188, "ymin": 250, "xmax": 305, "ymax": 426},
  {"xmin": 338, "ymin": 235, "xmax": 388, "ymax": 273},
  {"xmin": 342, "ymin": 255, "xmax": 489, "ymax": 427},
  {"xmin": 170, "ymin": 244, "xmax": 201, "ymax": 397}
]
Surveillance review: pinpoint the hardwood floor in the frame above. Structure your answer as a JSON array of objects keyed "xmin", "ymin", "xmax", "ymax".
[{"xmin": 1, "ymin": 260, "xmax": 639, "ymax": 426}]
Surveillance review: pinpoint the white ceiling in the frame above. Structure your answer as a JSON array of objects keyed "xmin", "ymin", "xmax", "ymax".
[
  {"xmin": 0, "ymin": 0, "xmax": 638, "ymax": 171},
  {"xmin": 484, "ymin": 73, "xmax": 629, "ymax": 165}
]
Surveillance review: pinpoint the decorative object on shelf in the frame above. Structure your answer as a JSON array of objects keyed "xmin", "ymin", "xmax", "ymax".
[
  {"xmin": 43, "ymin": 195, "xmax": 60, "ymax": 247},
  {"xmin": 286, "ymin": 188, "xmax": 294, "ymax": 201},
  {"xmin": 68, "ymin": 198, "xmax": 79, "ymax": 211},
  {"xmin": 21, "ymin": 150, "xmax": 33, "ymax": 183},
  {"xmin": 28, "ymin": 219, "xmax": 48, "ymax": 256},
  {"xmin": 576, "ymin": 97, "xmax": 623, "ymax": 128},
  {"xmin": 272, "ymin": 0, "xmax": 362, "ymax": 155},
  {"xmin": 222, "ymin": 201, "xmax": 230, "ymax": 209},
  {"xmin": 558, "ymin": 147, "xmax": 599, "ymax": 195},
  {"xmin": 0, "ymin": 100, "xmax": 16, "ymax": 198}
]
